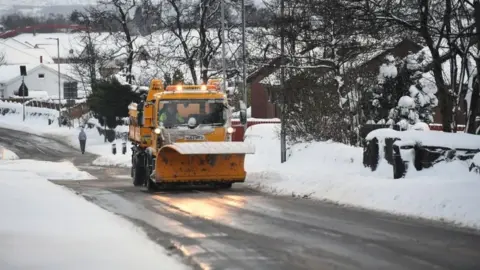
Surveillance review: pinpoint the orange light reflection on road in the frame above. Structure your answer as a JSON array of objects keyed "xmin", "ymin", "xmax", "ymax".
[{"xmin": 152, "ymin": 194, "xmax": 246, "ymax": 221}]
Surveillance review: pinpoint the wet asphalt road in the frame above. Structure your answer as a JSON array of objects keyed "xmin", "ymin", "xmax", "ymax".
[{"xmin": 1, "ymin": 127, "xmax": 480, "ymax": 270}]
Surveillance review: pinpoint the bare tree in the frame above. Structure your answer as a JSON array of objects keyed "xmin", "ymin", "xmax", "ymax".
[
  {"xmin": 83, "ymin": 0, "xmax": 155, "ymax": 85},
  {"xmin": 70, "ymin": 9, "xmax": 127, "ymax": 98},
  {"xmin": 152, "ymin": 0, "xmax": 240, "ymax": 84},
  {"xmin": 359, "ymin": 0, "xmax": 478, "ymax": 132},
  {"xmin": 255, "ymin": 0, "xmax": 389, "ymax": 143}
]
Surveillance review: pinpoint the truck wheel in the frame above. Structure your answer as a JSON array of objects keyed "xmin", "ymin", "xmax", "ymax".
[
  {"xmin": 144, "ymin": 156, "xmax": 157, "ymax": 192},
  {"xmin": 145, "ymin": 177, "xmax": 157, "ymax": 192},
  {"xmin": 133, "ymin": 160, "xmax": 145, "ymax": 186},
  {"xmin": 217, "ymin": 183, "xmax": 232, "ymax": 189}
]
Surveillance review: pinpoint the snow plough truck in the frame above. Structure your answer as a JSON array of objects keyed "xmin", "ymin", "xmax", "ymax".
[{"xmin": 128, "ymin": 79, "xmax": 254, "ymax": 191}]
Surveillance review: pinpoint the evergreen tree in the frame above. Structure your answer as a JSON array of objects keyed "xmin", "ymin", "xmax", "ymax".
[
  {"xmin": 389, "ymin": 51, "xmax": 438, "ymax": 127},
  {"xmin": 87, "ymin": 78, "xmax": 141, "ymax": 129},
  {"xmin": 163, "ymin": 72, "xmax": 172, "ymax": 88},
  {"xmin": 172, "ymin": 68, "xmax": 185, "ymax": 84},
  {"xmin": 363, "ymin": 54, "xmax": 402, "ymax": 124}
]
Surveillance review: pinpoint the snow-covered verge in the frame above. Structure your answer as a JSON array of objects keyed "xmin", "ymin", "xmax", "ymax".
[
  {"xmin": 0, "ymin": 152, "xmax": 190, "ymax": 270},
  {"xmin": 0, "ymin": 113, "xmax": 132, "ymax": 167},
  {"xmin": 244, "ymin": 124, "xmax": 480, "ymax": 229},
  {"xmin": 0, "ymin": 100, "xmax": 60, "ymax": 119},
  {"xmin": 0, "ymin": 159, "xmax": 96, "ymax": 180},
  {"xmin": 0, "ymin": 146, "xmax": 19, "ymax": 160}
]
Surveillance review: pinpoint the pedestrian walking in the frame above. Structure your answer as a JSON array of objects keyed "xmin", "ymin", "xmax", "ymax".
[{"xmin": 78, "ymin": 127, "xmax": 87, "ymax": 154}]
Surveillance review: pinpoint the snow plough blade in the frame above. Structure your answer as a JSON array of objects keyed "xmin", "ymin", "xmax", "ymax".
[{"xmin": 155, "ymin": 142, "xmax": 255, "ymax": 184}]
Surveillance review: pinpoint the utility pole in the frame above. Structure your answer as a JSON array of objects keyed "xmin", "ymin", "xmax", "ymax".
[
  {"xmin": 241, "ymin": 0, "xmax": 247, "ymax": 132},
  {"xmin": 280, "ymin": 0, "xmax": 286, "ymax": 163},
  {"xmin": 19, "ymin": 65, "xmax": 27, "ymax": 121},
  {"xmin": 467, "ymin": 0, "xmax": 480, "ymax": 134},
  {"xmin": 220, "ymin": 0, "xmax": 227, "ymax": 92},
  {"xmin": 47, "ymin": 37, "xmax": 61, "ymax": 127},
  {"xmin": 22, "ymin": 77, "xmax": 25, "ymax": 121}
]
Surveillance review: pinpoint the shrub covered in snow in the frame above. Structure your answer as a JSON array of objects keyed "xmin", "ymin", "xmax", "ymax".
[
  {"xmin": 389, "ymin": 52, "xmax": 438, "ymax": 126},
  {"xmin": 361, "ymin": 51, "xmax": 438, "ymax": 129},
  {"xmin": 363, "ymin": 54, "xmax": 401, "ymax": 123}
]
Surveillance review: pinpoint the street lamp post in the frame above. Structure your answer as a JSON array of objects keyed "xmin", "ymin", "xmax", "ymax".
[
  {"xmin": 241, "ymin": 0, "xmax": 247, "ymax": 134},
  {"xmin": 280, "ymin": 0, "xmax": 286, "ymax": 163},
  {"xmin": 220, "ymin": 0, "xmax": 227, "ymax": 92},
  {"xmin": 47, "ymin": 37, "xmax": 61, "ymax": 127}
]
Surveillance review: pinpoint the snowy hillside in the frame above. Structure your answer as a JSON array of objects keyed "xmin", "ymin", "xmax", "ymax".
[{"xmin": 0, "ymin": 1, "xmax": 96, "ymax": 16}]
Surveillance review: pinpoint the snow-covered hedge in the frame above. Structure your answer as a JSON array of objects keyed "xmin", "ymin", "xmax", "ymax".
[
  {"xmin": 366, "ymin": 128, "xmax": 480, "ymax": 150},
  {"xmin": 364, "ymin": 128, "xmax": 480, "ymax": 178},
  {"xmin": 0, "ymin": 100, "xmax": 59, "ymax": 119}
]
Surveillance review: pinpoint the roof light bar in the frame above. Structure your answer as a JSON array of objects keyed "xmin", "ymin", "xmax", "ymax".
[{"xmin": 165, "ymin": 84, "xmax": 220, "ymax": 91}]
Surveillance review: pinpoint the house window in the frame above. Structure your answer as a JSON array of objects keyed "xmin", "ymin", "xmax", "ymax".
[{"xmin": 38, "ymin": 73, "xmax": 45, "ymax": 79}]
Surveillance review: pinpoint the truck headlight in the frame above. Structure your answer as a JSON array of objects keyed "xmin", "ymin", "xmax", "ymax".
[
  {"xmin": 154, "ymin": 128, "xmax": 161, "ymax": 134},
  {"xmin": 227, "ymin": 127, "xmax": 234, "ymax": 134}
]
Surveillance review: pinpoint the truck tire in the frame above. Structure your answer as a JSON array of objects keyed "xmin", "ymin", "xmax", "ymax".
[
  {"xmin": 145, "ymin": 176, "xmax": 156, "ymax": 192},
  {"xmin": 133, "ymin": 159, "xmax": 146, "ymax": 187},
  {"xmin": 144, "ymin": 155, "xmax": 157, "ymax": 192},
  {"xmin": 217, "ymin": 183, "xmax": 232, "ymax": 189}
]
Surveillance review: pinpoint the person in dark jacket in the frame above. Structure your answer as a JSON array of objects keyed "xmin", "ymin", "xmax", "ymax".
[{"xmin": 78, "ymin": 127, "xmax": 87, "ymax": 154}]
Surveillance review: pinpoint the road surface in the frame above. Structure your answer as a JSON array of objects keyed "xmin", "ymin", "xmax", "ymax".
[{"xmin": 1, "ymin": 127, "xmax": 479, "ymax": 270}]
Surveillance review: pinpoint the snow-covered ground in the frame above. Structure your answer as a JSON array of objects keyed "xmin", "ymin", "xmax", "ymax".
[
  {"xmin": 0, "ymin": 148, "xmax": 190, "ymax": 270},
  {"xmin": 0, "ymin": 146, "xmax": 19, "ymax": 160},
  {"xmin": 244, "ymin": 124, "xmax": 480, "ymax": 230},
  {"xmin": 0, "ymin": 112, "xmax": 131, "ymax": 167},
  {"xmin": 1, "ymin": 108, "xmax": 480, "ymax": 230}
]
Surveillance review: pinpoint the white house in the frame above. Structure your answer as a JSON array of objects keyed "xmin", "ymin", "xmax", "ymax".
[{"xmin": 0, "ymin": 64, "xmax": 78, "ymax": 99}]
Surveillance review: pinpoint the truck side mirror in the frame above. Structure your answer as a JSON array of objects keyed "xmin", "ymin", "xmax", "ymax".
[
  {"xmin": 137, "ymin": 100, "xmax": 145, "ymax": 126},
  {"xmin": 137, "ymin": 100, "xmax": 144, "ymax": 112},
  {"xmin": 138, "ymin": 111, "xmax": 144, "ymax": 126}
]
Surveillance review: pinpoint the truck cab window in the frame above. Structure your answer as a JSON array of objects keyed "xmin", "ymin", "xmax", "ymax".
[{"xmin": 158, "ymin": 99, "xmax": 226, "ymax": 128}]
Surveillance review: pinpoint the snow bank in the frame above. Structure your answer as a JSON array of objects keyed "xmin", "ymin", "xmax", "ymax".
[
  {"xmin": 0, "ymin": 100, "xmax": 59, "ymax": 118},
  {"xmin": 0, "ymin": 159, "xmax": 96, "ymax": 180},
  {"xmin": 0, "ymin": 146, "xmax": 19, "ymax": 160},
  {"xmin": 367, "ymin": 128, "xmax": 480, "ymax": 149},
  {"xmin": 0, "ymin": 113, "xmax": 132, "ymax": 167},
  {"xmin": 68, "ymin": 128, "xmax": 131, "ymax": 168},
  {"xmin": 0, "ymin": 169, "xmax": 189, "ymax": 269},
  {"xmin": 473, "ymin": 153, "xmax": 480, "ymax": 166},
  {"xmin": 245, "ymin": 124, "xmax": 480, "ymax": 229}
]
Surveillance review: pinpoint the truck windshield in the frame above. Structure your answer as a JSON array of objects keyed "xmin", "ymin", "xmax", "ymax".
[{"xmin": 158, "ymin": 99, "xmax": 226, "ymax": 128}]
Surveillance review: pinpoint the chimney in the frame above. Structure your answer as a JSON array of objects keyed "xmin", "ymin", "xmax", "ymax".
[{"xmin": 40, "ymin": 55, "xmax": 43, "ymax": 63}]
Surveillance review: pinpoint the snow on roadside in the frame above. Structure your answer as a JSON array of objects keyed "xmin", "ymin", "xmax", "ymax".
[
  {"xmin": 244, "ymin": 124, "xmax": 480, "ymax": 229},
  {"xmin": 0, "ymin": 168, "xmax": 190, "ymax": 269},
  {"xmin": 0, "ymin": 113, "xmax": 131, "ymax": 167},
  {"xmin": 50, "ymin": 124, "xmax": 132, "ymax": 168},
  {"xmin": 0, "ymin": 159, "xmax": 96, "ymax": 180},
  {"xmin": 0, "ymin": 146, "xmax": 19, "ymax": 160}
]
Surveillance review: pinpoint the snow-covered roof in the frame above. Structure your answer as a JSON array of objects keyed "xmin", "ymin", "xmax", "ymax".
[
  {"xmin": 259, "ymin": 71, "xmax": 281, "ymax": 85},
  {"xmin": 11, "ymin": 33, "xmax": 86, "ymax": 60},
  {"xmin": 1, "ymin": 38, "xmax": 33, "ymax": 49},
  {"xmin": 77, "ymin": 32, "xmax": 150, "ymax": 62},
  {"xmin": 0, "ymin": 41, "xmax": 54, "ymax": 65}
]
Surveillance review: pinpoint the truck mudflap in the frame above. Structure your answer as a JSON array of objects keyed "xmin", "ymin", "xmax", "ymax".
[{"xmin": 155, "ymin": 142, "xmax": 255, "ymax": 183}]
